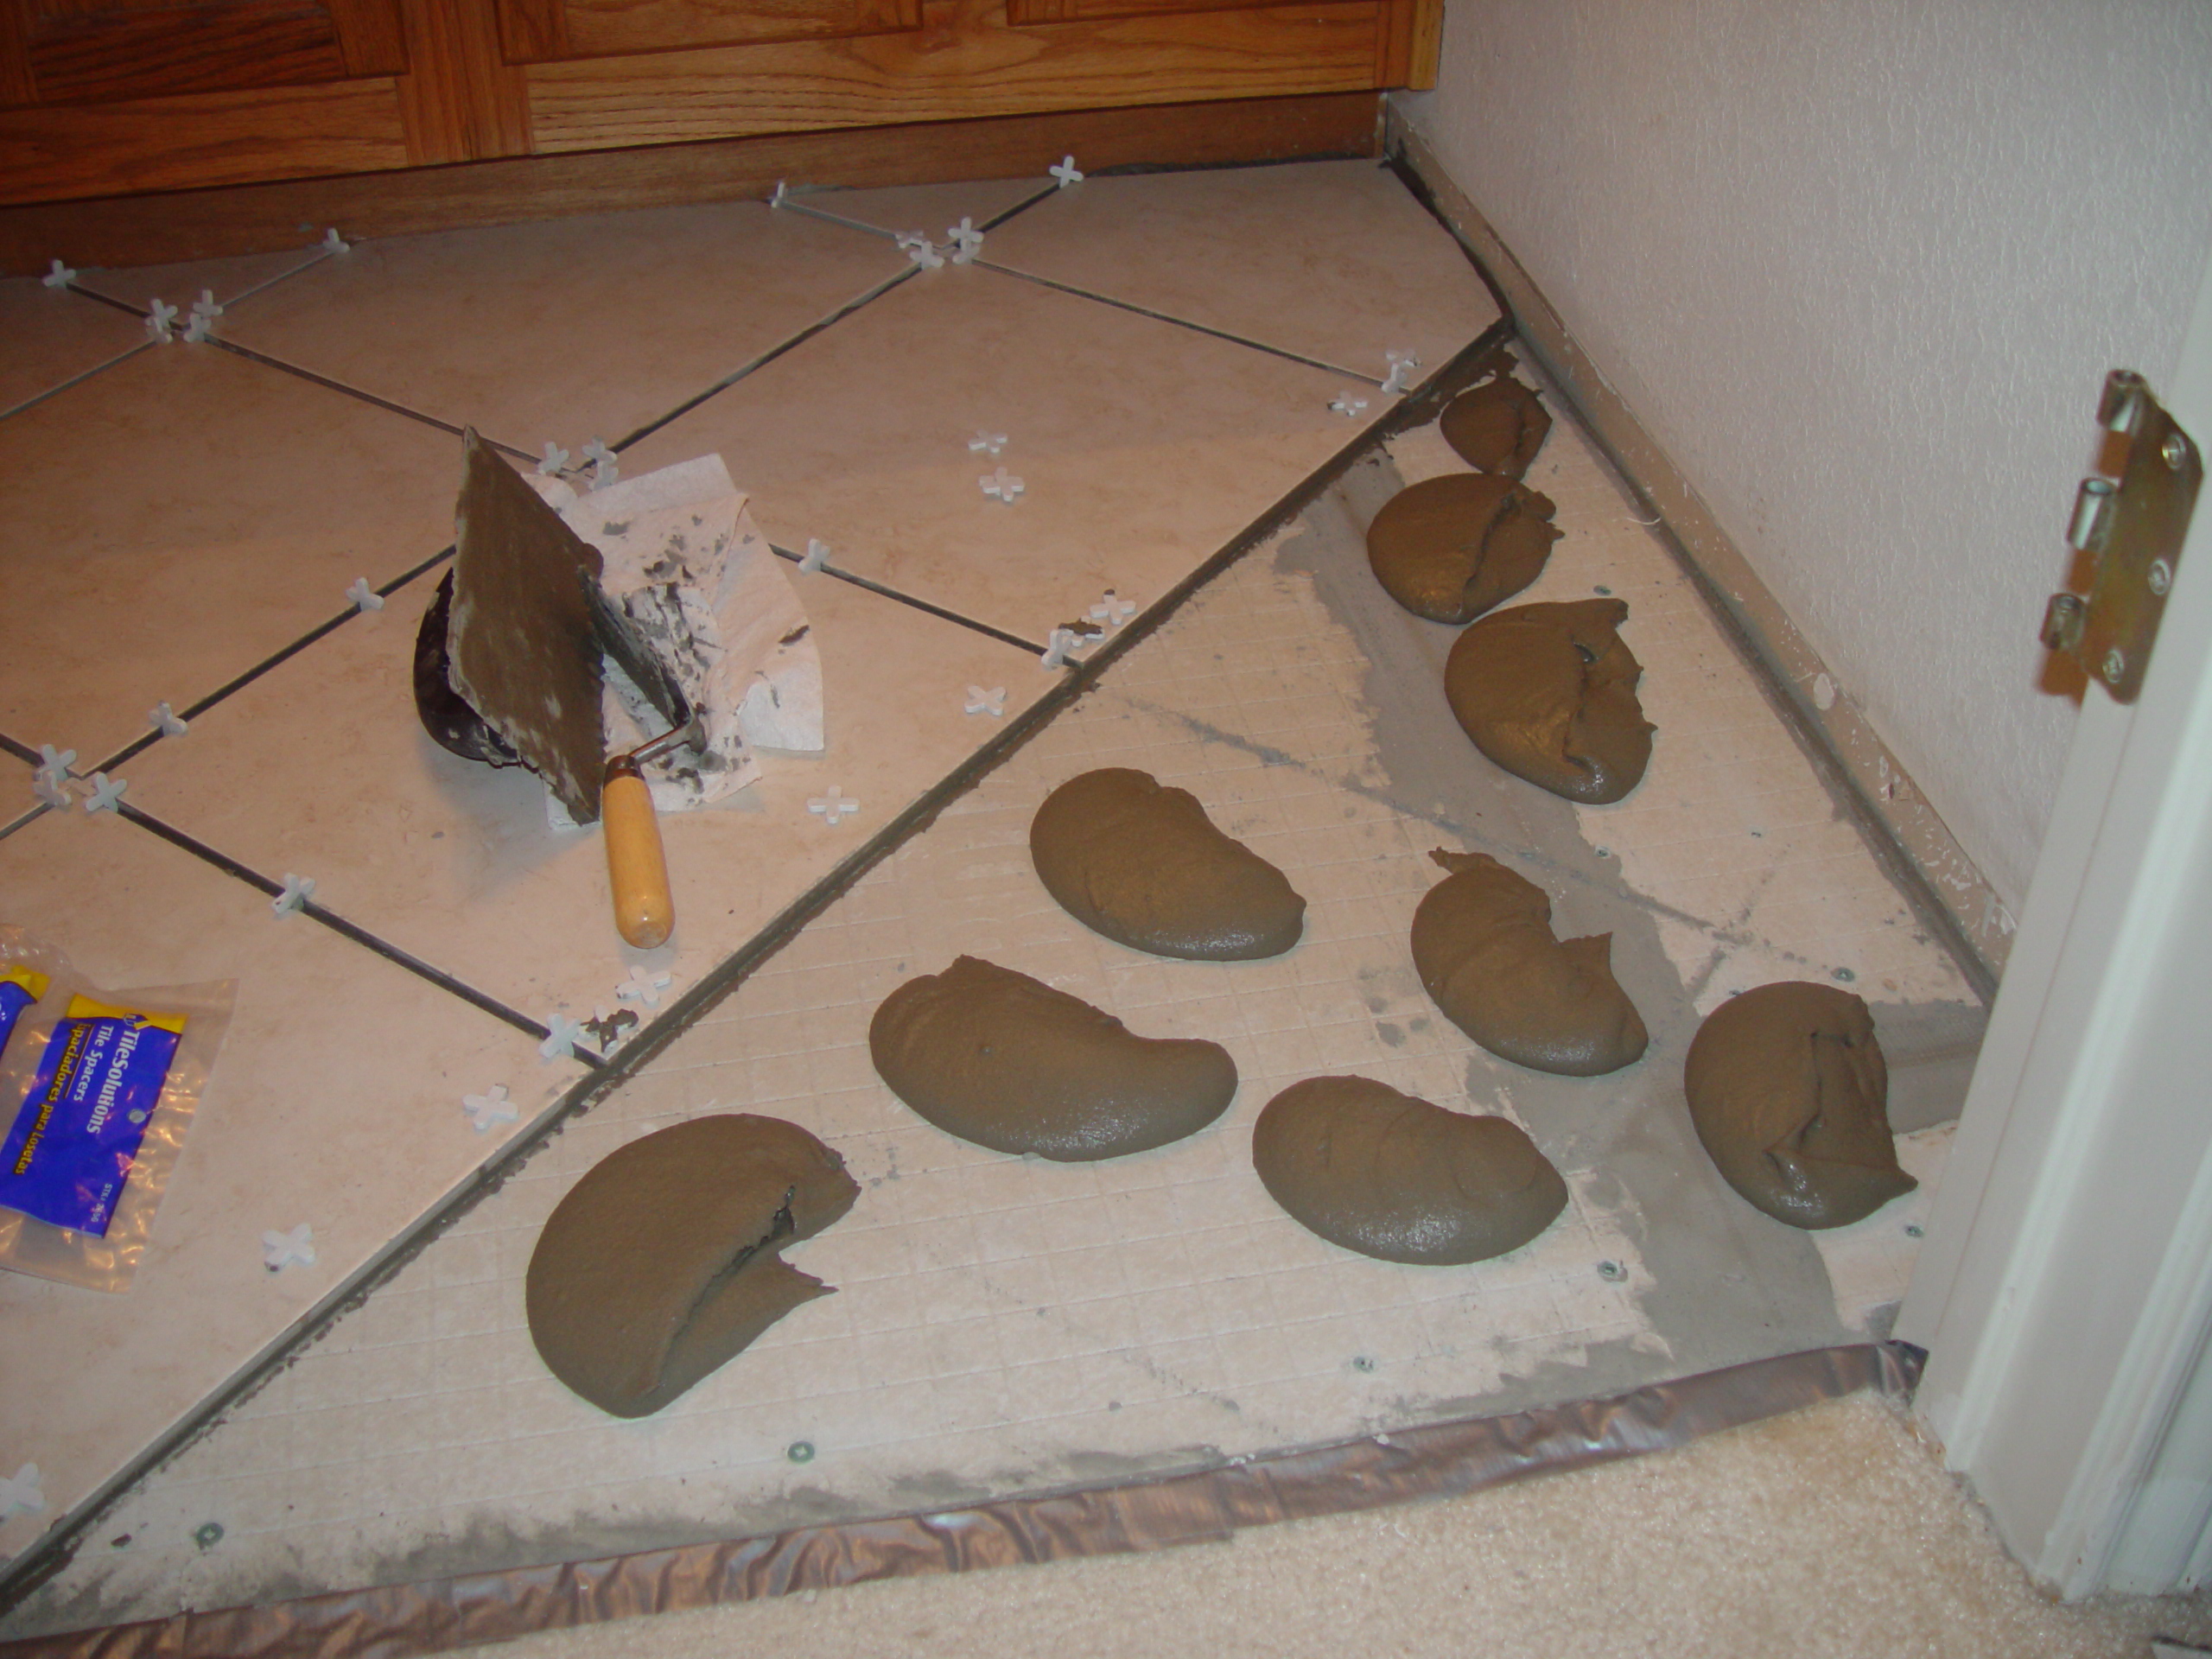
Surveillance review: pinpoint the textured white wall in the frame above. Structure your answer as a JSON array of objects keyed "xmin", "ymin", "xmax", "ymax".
[{"xmin": 1402, "ymin": 0, "xmax": 2212, "ymax": 911}]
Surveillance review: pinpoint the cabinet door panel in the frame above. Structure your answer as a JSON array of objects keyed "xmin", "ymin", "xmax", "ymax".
[
  {"xmin": 0, "ymin": 0, "xmax": 407, "ymax": 109},
  {"xmin": 498, "ymin": 0, "xmax": 918, "ymax": 66}
]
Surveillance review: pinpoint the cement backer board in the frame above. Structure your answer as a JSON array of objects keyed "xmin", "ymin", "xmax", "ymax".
[{"xmin": 4, "ymin": 400, "xmax": 1979, "ymax": 1637}]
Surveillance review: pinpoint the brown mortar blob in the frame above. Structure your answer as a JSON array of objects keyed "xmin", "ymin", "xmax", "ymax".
[
  {"xmin": 1030, "ymin": 767, "xmax": 1306, "ymax": 961},
  {"xmin": 869, "ymin": 955, "xmax": 1238, "ymax": 1160},
  {"xmin": 525, "ymin": 1114, "xmax": 858, "ymax": 1419},
  {"xmin": 1445, "ymin": 597, "xmax": 1655, "ymax": 804},
  {"xmin": 1684, "ymin": 982, "xmax": 1916, "ymax": 1230},
  {"xmin": 1439, "ymin": 365, "xmax": 1553, "ymax": 478},
  {"xmin": 1411, "ymin": 849, "xmax": 1648, "ymax": 1077},
  {"xmin": 1253, "ymin": 1076, "xmax": 1567, "ymax": 1264},
  {"xmin": 1364, "ymin": 473, "xmax": 1562, "ymax": 624}
]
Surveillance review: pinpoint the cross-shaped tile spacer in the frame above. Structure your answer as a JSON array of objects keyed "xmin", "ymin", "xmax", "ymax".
[
  {"xmin": 537, "ymin": 442, "xmax": 570, "ymax": 475},
  {"xmin": 149, "ymin": 702, "xmax": 189, "ymax": 738},
  {"xmin": 145, "ymin": 299, "xmax": 177, "ymax": 341},
  {"xmin": 346, "ymin": 577, "xmax": 384, "ymax": 613},
  {"xmin": 1329, "ymin": 394, "xmax": 1370, "ymax": 418},
  {"xmin": 946, "ymin": 218, "xmax": 985, "ymax": 264},
  {"xmin": 538, "ymin": 1012, "xmax": 583, "ymax": 1062},
  {"xmin": 964, "ymin": 685, "xmax": 1007, "ymax": 716},
  {"xmin": 1040, "ymin": 627, "xmax": 1081, "ymax": 670},
  {"xmin": 896, "ymin": 232, "xmax": 944, "ymax": 270},
  {"xmin": 582, "ymin": 438, "xmax": 619, "ymax": 490},
  {"xmin": 321, "ymin": 228, "xmax": 350, "ymax": 253},
  {"xmin": 968, "ymin": 431, "xmax": 1008, "ymax": 455},
  {"xmin": 0, "ymin": 1463, "xmax": 45, "ymax": 1519},
  {"xmin": 42, "ymin": 259, "xmax": 74, "ymax": 289},
  {"xmin": 81, "ymin": 772, "xmax": 126, "ymax": 815},
  {"xmin": 800, "ymin": 537, "xmax": 830, "ymax": 573},
  {"xmin": 617, "ymin": 964, "xmax": 674, "ymax": 1007},
  {"xmin": 1382, "ymin": 349, "xmax": 1421, "ymax": 396},
  {"xmin": 261, "ymin": 1224, "xmax": 316, "ymax": 1270},
  {"xmin": 1088, "ymin": 589, "xmax": 1136, "ymax": 629},
  {"xmin": 271, "ymin": 874, "xmax": 315, "ymax": 917},
  {"xmin": 808, "ymin": 786, "xmax": 860, "ymax": 825},
  {"xmin": 463, "ymin": 1084, "xmax": 518, "ymax": 1133},
  {"xmin": 980, "ymin": 467, "xmax": 1025, "ymax": 503},
  {"xmin": 1049, "ymin": 156, "xmax": 1084, "ymax": 188}
]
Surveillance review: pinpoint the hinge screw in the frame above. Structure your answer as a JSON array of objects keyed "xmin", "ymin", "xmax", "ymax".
[
  {"xmin": 2164, "ymin": 432, "xmax": 2190, "ymax": 471},
  {"xmin": 2102, "ymin": 647, "xmax": 2127, "ymax": 684},
  {"xmin": 2149, "ymin": 559, "xmax": 2173, "ymax": 596}
]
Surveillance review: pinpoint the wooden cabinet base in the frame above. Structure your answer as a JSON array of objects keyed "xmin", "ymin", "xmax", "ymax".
[{"xmin": 0, "ymin": 88, "xmax": 1381, "ymax": 276}]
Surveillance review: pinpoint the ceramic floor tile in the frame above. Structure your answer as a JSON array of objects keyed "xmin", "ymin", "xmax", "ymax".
[
  {"xmin": 779, "ymin": 178, "xmax": 1052, "ymax": 240},
  {"xmin": 118, "ymin": 544, "xmax": 1055, "ymax": 1027},
  {"xmin": 218, "ymin": 204, "xmax": 915, "ymax": 455},
  {"xmin": 71, "ymin": 245, "xmax": 334, "ymax": 317},
  {"xmin": 0, "ymin": 346, "xmax": 468, "ymax": 768},
  {"xmin": 0, "ymin": 277, "xmax": 146, "ymax": 417},
  {"xmin": 982, "ymin": 160, "xmax": 1502, "ymax": 382},
  {"xmin": 0, "ymin": 806, "xmax": 582, "ymax": 1567},
  {"xmin": 622, "ymin": 263, "xmax": 1376, "ymax": 645}
]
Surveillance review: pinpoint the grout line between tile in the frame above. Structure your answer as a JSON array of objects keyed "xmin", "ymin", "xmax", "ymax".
[
  {"xmin": 973, "ymin": 259, "xmax": 1384, "ymax": 386},
  {"xmin": 0, "ymin": 340, "xmax": 154, "ymax": 423},
  {"xmin": 766, "ymin": 542, "xmax": 1050, "ymax": 657},
  {"xmin": 773, "ymin": 198, "xmax": 902, "ymax": 241},
  {"xmin": 207, "ymin": 338, "xmax": 540, "ymax": 461},
  {"xmin": 111, "ymin": 803, "xmax": 578, "ymax": 1052},
  {"xmin": 611, "ymin": 266, "xmax": 917, "ymax": 454}
]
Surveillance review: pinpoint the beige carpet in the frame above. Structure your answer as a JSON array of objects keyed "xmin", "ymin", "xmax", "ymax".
[{"xmin": 480, "ymin": 1395, "xmax": 2212, "ymax": 1659}]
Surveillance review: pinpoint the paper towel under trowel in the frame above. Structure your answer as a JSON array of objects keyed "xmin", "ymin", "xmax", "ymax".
[
  {"xmin": 450, "ymin": 430, "xmax": 607, "ymax": 823},
  {"xmin": 531, "ymin": 455, "xmax": 823, "ymax": 814}
]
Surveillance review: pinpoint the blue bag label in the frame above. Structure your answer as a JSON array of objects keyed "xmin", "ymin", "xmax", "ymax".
[
  {"xmin": 0, "ymin": 966, "xmax": 47, "ymax": 1062},
  {"xmin": 0, "ymin": 995, "xmax": 184, "ymax": 1236}
]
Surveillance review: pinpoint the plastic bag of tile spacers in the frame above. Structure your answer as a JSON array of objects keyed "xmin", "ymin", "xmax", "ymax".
[{"xmin": 0, "ymin": 924, "xmax": 233, "ymax": 1292}]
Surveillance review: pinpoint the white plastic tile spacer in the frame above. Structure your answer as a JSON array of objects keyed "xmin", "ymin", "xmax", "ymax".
[
  {"xmin": 261, "ymin": 1224, "xmax": 316, "ymax": 1271},
  {"xmin": 1040, "ymin": 627, "xmax": 1079, "ymax": 670},
  {"xmin": 538, "ymin": 1012, "xmax": 584, "ymax": 1062},
  {"xmin": 1329, "ymin": 393, "xmax": 1370, "ymax": 418},
  {"xmin": 1381, "ymin": 350, "xmax": 1421, "ymax": 396},
  {"xmin": 144, "ymin": 299, "xmax": 177, "ymax": 342},
  {"xmin": 1049, "ymin": 155, "xmax": 1084, "ymax": 188},
  {"xmin": 182, "ymin": 289, "xmax": 224, "ymax": 345},
  {"xmin": 321, "ymin": 227, "xmax": 349, "ymax": 253},
  {"xmin": 462, "ymin": 1084, "xmax": 518, "ymax": 1133},
  {"xmin": 0, "ymin": 1463, "xmax": 46, "ymax": 1520},
  {"xmin": 1088, "ymin": 589, "xmax": 1136, "ymax": 629},
  {"xmin": 980, "ymin": 467, "xmax": 1025, "ymax": 504},
  {"xmin": 771, "ymin": 180, "xmax": 790, "ymax": 208},
  {"xmin": 270, "ymin": 874, "xmax": 315, "ymax": 917},
  {"xmin": 80, "ymin": 772, "xmax": 126, "ymax": 815},
  {"xmin": 582, "ymin": 437, "xmax": 619, "ymax": 490},
  {"xmin": 41, "ymin": 259, "xmax": 74, "ymax": 289},
  {"xmin": 964, "ymin": 684, "xmax": 1007, "ymax": 717},
  {"xmin": 537, "ymin": 442, "xmax": 570, "ymax": 476},
  {"xmin": 149, "ymin": 702, "xmax": 189, "ymax": 738},
  {"xmin": 32, "ymin": 744, "xmax": 76, "ymax": 810},
  {"xmin": 346, "ymin": 577, "xmax": 385, "ymax": 613},
  {"xmin": 945, "ymin": 217, "xmax": 985, "ymax": 264},
  {"xmin": 807, "ymin": 786, "xmax": 860, "ymax": 825},
  {"xmin": 895, "ymin": 232, "xmax": 944, "ymax": 270},
  {"xmin": 799, "ymin": 537, "xmax": 830, "ymax": 573},
  {"xmin": 968, "ymin": 431, "xmax": 1008, "ymax": 456},
  {"xmin": 616, "ymin": 964, "xmax": 673, "ymax": 1007}
]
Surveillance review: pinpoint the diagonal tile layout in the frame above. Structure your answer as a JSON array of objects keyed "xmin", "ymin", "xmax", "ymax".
[
  {"xmin": 118, "ymin": 550, "xmax": 1059, "ymax": 1023},
  {"xmin": 0, "ymin": 158, "xmax": 1967, "ymax": 1634},
  {"xmin": 621, "ymin": 262, "xmax": 1386, "ymax": 646},
  {"xmin": 982, "ymin": 159, "xmax": 1497, "ymax": 383},
  {"xmin": 213, "ymin": 203, "xmax": 920, "ymax": 456},
  {"xmin": 0, "ymin": 807, "xmax": 585, "ymax": 1568},
  {"xmin": 71, "ymin": 245, "xmax": 335, "ymax": 319},
  {"xmin": 0, "ymin": 346, "xmax": 465, "ymax": 771},
  {"xmin": 0, "ymin": 276, "xmax": 146, "ymax": 418}
]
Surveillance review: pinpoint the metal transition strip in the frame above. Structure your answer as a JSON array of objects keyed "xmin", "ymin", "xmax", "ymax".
[
  {"xmin": 0, "ymin": 1343, "xmax": 1923, "ymax": 1659},
  {"xmin": 1382, "ymin": 105, "xmax": 2005, "ymax": 999},
  {"xmin": 0, "ymin": 328, "xmax": 1503, "ymax": 1619}
]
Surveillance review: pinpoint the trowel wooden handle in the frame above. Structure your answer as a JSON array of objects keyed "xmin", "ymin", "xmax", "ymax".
[{"xmin": 602, "ymin": 758, "xmax": 673, "ymax": 950}]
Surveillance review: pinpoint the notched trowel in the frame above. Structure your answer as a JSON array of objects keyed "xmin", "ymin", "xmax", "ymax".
[{"xmin": 436, "ymin": 429, "xmax": 702, "ymax": 949}]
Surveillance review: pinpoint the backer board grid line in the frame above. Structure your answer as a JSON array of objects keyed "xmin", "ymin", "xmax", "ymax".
[{"xmin": 6, "ymin": 401, "xmax": 1967, "ymax": 1638}]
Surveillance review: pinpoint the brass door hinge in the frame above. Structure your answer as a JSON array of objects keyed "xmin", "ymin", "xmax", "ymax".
[{"xmin": 2042, "ymin": 369, "xmax": 2202, "ymax": 702}]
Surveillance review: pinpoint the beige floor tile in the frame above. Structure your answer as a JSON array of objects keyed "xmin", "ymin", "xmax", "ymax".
[
  {"xmin": 218, "ymin": 204, "xmax": 914, "ymax": 454},
  {"xmin": 118, "ymin": 553, "xmax": 1056, "ymax": 1024},
  {"xmin": 982, "ymin": 160, "xmax": 1501, "ymax": 382},
  {"xmin": 0, "ymin": 807, "xmax": 582, "ymax": 1561},
  {"xmin": 0, "ymin": 346, "xmax": 465, "ymax": 767},
  {"xmin": 0, "ymin": 277, "xmax": 145, "ymax": 416},
  {"xmin": 622, "ymin": 264, "xmax": 1372, "ymax": 645},
  {"xmin": 72, "ymin": 245, "xmax": 334, "ymax": 316},
  {"xmin": 781, "ymin": 178, "xmax": 1052, "ymax": 240}
]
